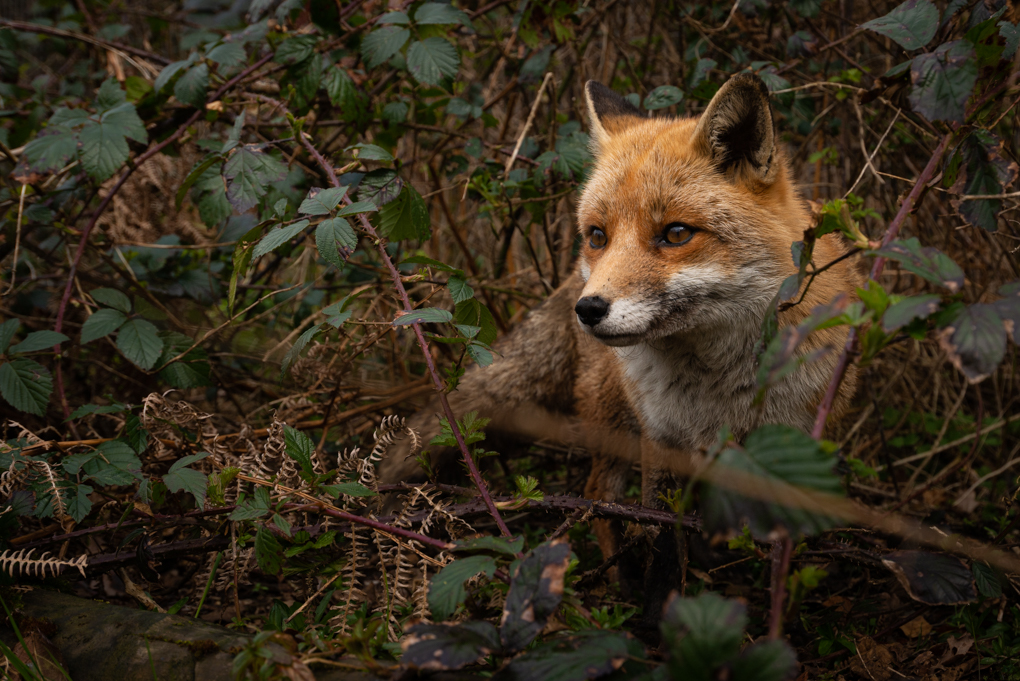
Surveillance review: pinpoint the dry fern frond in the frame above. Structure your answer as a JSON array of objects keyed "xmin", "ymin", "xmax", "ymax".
[
  {"xmin": 331, "ymin": 525, "xmax": 368, "ymax": 635},
  {"xmin": 0, "ymin": 549, "xmax": 87, "ymax": 578}
]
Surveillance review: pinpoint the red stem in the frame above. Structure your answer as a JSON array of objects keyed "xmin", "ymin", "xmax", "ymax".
[
  {"xmin": 297, "ymin": 133, "xmax": 514, "ymax": 538},
  {"xmin": 284, "ymin": 503, "xmax": 454, "ymax": 550},
  {"xmin": 768, "ymin": 536, "xmax": 794, "ymax": 640},
  {"xmin": 810, "ymin": 132, "xmax": 953, "ymax": 439}
]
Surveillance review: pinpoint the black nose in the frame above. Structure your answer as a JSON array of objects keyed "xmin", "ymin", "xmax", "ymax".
[{"xmin": 575, "ymin": 296, "xmax": 610, "ymax": 327}]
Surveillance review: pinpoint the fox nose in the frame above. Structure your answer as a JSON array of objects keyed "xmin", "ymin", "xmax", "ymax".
[{"xmin": 575, "ymin": 296, "xmax": 610, "ymax": 327}]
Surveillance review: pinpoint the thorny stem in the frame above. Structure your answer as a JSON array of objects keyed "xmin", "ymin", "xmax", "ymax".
[
  {"xmin": 810, "ymin": 132, "xmax": 954, "ymax": 439},
  {"xmin": 50, "ymin": 51, "xmax": 275, "ymax": 418},
  {"xmin": 297, "ymin": 131, "xmax": 515, "ymax": 539},
  {"xmin": 768, "ymin": 536, "xmax": 794, "ymax": 640}
]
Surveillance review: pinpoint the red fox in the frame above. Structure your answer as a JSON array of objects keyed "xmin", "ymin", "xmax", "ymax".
[{"xmin": 379, "ymin": 73, "xmax": 858, "ymax": 556}]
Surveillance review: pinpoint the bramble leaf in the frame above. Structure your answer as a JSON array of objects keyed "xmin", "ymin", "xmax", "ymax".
[
  {"xmin": 315, "ymin": 217, "xmax": 357, "ymax": 270},
  {"xmin": 361, "ymin": 26, "xmax": 410, "ymax": 68},
  {"xmin": 116, "ymin": 319, "xmax": 164, "ymax": 370},
  {"xmin": 406, "ymin": 38, "xmax": 459, "ymax": 86},
  {"xmin": 0, "ymin": 358, "xmax": 53, "ymax": 416},
  {"xmin": 378, "ymin": 184, "xmax": 431, "ymax": 241},
  {"xmin": 252, "ymin": 219, "xmax": 310, "ymax": 259},
  {"xmin": 81, "ymin": 309, "xmax": 127, "ymax": 344},
  {"xmin": 860, "ymin": 0, "xmax": 938, "ymax": 50},
  {"xmin": 908, "ymin": 40, "xmax": 977, "ymax": 122},
  {"xmin": 643, "ymin": 85, "xmax": 684, "ymax": 110},
  {"xmin": 429, "ymin": 555, "xmax": 497, "ymax": 621}
]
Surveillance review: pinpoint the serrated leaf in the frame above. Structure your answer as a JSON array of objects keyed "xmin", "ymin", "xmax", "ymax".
[
  {"xmin": 349, "ymin": 143, "xmax": 393, "ymax": 162},
  {"xmin": 282, "ymin": 324, "xmax": 322, "ymax": 372},
  {"xmin": 207, "ymin": 41, "xmax": 246, "ymax": 67},
  {"xmin": 939, "ymin": 303, "xmax": 1006, "ymax": 383},
  {"xmin": 972, "ymin": 561, "xmax": 1003, "ymax": 598},
  {"xmin": 298, "ymin": 186, "xmax": 348, "ymax": 215},
  {"xmin": 81, "ymin": 309, "xmax": 127, "ymax": 343},
  {"xmin": 729, "ymin": 639, "xmax": 799, "ymax": 681},
  {"xmin": 406, "ymin": 37, "xmax": 459, "ymax": 86},
  {"xmin": 643, "ymin": 85, "xmax": 684, "ymax": 110},
  {"xmin": 68, "ymin": 403, "xmax": 126, "ymax": 420},
  {"xmin": 283, "ymin": 425, "xmax": 315, "ymax": 476},
  {"xmin": 100, "ymin": 101, "xmax": 147, "ymax": 143},
  {"xmin": 883, "ymin": 294, "xmax": 941, "ymax": 332},
  {"xmin": 378, "ymin": 184, "xmax": 431, "ymax": 241},
  {"xmin": 501, "ymin": 541, "xmax": 571, "ymax": 651},
  {"xmin": 447, "ymin": 277, "xmax": 474, "ymax": 304},
  {"xmin": 0, "ymin": 358, "xmax": 52, "ymax": 416},
  {"xmin": 67, "ymin": 483, "xmax": 93, "ymax": 523},
  {"xmin": 402, "ymin": 622, "xmax": 499, "ymax": 672},
  {"xmin": 174, "ymin": 63, "xmax": 209, "ymax": 108},
  {"xmin": 116, "ymin": 319, "xmax": 164, "ymax": 370},
  {"xmin": 660, "ymin": 592, "xmax": 746, "ymax": 680},
  {"xmin": 860, "ymin": 0, "xmax": 938, "ymax": 49},
  {"xmin": 357, "ymin": 168, "xmax": 403, "ymax": 206},
  {"xmin": 154, "ymin": 58, "xmax": 192, "ymax": 93},
  {"xmin": 176, "ymin": 154, "xmax": 223, "ymax": 211},
  {"xmin": 874, "ymin": 238, "xmax": 965, "ymax": 292},
  {"xmin": 275, "ymin": 35, "xmax": 317, "ymax": 64},
  {"xmin": 223, "ymin": 146, "xmax": 289, "ymax": 212},
  {"xmin": 252, "ymin": 219, "xmax": 310, "ymax": 259},
  {"xmin": 96, "ymin": 78, "xmax": 127, "ymax": 111},
  {"xmin": 908, "ymin": 40, "xmax": 977, "ymax": 123},
  {"xmin": 255, "ymin": 526, "xmax": 283, "ymax": 574},
  {"xmin": 361, "ymin": 26, "xmax": 410, "ymax": 69},
  {"xmin": 428, "ymin": 555, "xmax": 497, "ymax": 621},
  {"xmin": 164, "ymin": 462, "xmax": 208, "ymax": 507},
  {"xmin": 23, "ymin": 126, "xmax": 78, "ymax": 173},
  {"xmin": 323, "ymin": 482, "xmax": 376, "ymax": 497},
  {"xmin": 453, "ymin": 298, "xmax": 497, "ymax": 346},
  {"xmin": 882, "ymin": 551, "xmax": 976, "ymax": 604},
  {"xmin": 414, "ymin": 2, "xmax": 473, "ymax": 26},
  {"xmin": 496, "ymin": 631, "xmax": 638, "ymax": 681},
  {"xmin": 8, "ymin": 331, "xmax": 69, "ymax": 355},
  {"xmin": 316, "ymin": 217, "xmax": 356, "ymax": 270},
  {"xmin": 90, "ymin": 287, "xmax": 132, "ymax": 313},
  {"xmin": 79, "ymin": 122, "xmax": 129, "ymax": 181},
  {"xmin": 454, "ymin": 535, "xmax": 524, "ymax": 557},
  {"xmin": 394, "ymin": 308, "xmax": 453, "ymax": 326},
  {"xmin": 323, "ymin": 66, "xmax": 365, "ymax": 120},
  {"xmin": 336, "ymin": 200, "xmax": 377, "ymax": 216},
  {"xmin": 704, "ymin": 424, "xmax": 844, "ymax": 540},
  {"xmin": 950, "ymin": 131, "xmax": 1018, "ymax": 231},
  {"xmin": 378, "ymin": 11, "xmax": 410, "ymax": 24},
  {"xmin": 0, "ymin": 319, "xmax": 19, "ymax": 354}
]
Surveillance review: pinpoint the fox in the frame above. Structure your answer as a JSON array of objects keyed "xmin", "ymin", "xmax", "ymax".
[{"xmin": 378, "ymin": 72, "xmax": 859, "ymax": 559}]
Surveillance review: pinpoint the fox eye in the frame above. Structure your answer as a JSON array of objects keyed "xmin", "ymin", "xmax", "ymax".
[
  {"xmin": 663, "ymin": 223, "xmax": 694, "ymax": 245},
  {"xmin": 589, "ymin": 227, "xmax": 607, "ymax": 249}
]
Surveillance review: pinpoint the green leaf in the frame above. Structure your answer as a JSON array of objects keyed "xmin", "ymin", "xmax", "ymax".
[
  {"xmin": 402, "ymin": 622, "xmax": 500, "ymax": 672},
  {"xmin": 252, "ymin": 219, "xmax": 310, "ymax": 259},
  {"xmin": 275, "ymin": 35, "xmax": 317, "ymax": 64},
  {"xmin": 81, "ymin": 308, "xmax": 127, "ymax": 344},
  {"xmin": 413, "ymin": 2, "xmax": 473, "ymax": 26},
  {"xmin": 100, "ymin": 102, "xmax": 147, "ymax": 143},
  {"xmin": 453, "ymin": 298, "xmax": 497, "ymax": 345},
  {"xmin": 349, "ymin": 143, "xmax": 393, "ymax": 162},
  {"xmin": 223, "ymin": 146, "xmax": 289, "ymax": 212},
  {"xmin": 497, "ymin": 631, "xmax": 638, "ymax": 681},
  {"xmin": 68, "ymin": 403, "xmax": 127, "ymax": 420},
  {"xmin": 0, "ymin": 358, "xmax": 52, "ymax": 416},
  {"xmin": 454, "ymin": 535, "xmax": 524, "ymax": 557},
  {"xmin": 282, "ymin": 324, "xmax": 323, "ymax": 372},
  {"xmin": 0, "ymin": 319, "xmax": 19, "ymax": 354},
  {"xmin": 972, "ymin": 561, "xmax": 1003, "ymax": 599},
  {"xmin": 298, "ymin": 186, "xmax": 348, "ymax": 215},
  {"xmin": 323, "ymin": 66, "xmax": 365, "ymax": 120},
  {"xmin": 96, "ymin": 77, "xmax": 127, "ymax": 110},
  {"xmin": 908, "ymin": 40, "xmax": 978, "ymax": 123},
  {"xmin": 729, "ymin": 640, "xmax": 798, "ymax": 681},
  {"xmin": 164, "ymin": 459, "xmax": 209, "ymax": 507},
  {"xmin": 704, "ymin": 425, "xmax": 844, "ymax": 540},
  {"xmin": 447, "ymin": 277, "xmax": 474, "ymax": 304},
  {"xmin": 68, "ymin": 483, "xmax": 93, "ymax": 523},
  {"xmin": 357, "ymin": 168, "xmax": 403, "ymax": 206},
  {"xmin": 501, "ymin": 541, "xmax": 571, "ymax": 651},
  {"xmin": 79, "ymin": 122, "xmax": 130, "ymax": 181},
  {"xmin": 323, "ymin": 482, "xmax": 377, "ymax": 497},
  {"xmin": 361, "ymin": 26, "xmax": 410, "ymax": 69},
  {"xmin": 950, "ymin": 131, "xmax": 1018, "ymax": 231},
  {"xmin": 941, "ymin": 303, "xmax": 1006, "ymax": 383},
  {"xmin": 377, "ymin": 184, "xmax": 431, "ymax": 241},
  {"xmin": 207, "ymin": 41, "xmax": 246, "ymax": 67},
  {"xmin": 90, "ymin": 287, "xmax": 132, "ymax": 313},
  {"xmin": 406, "ymin": 37, "xmax": 460, "ymax": 85},
  {"xmin": 883, "ymin": 294, "xmax": 941, "ymax": 332},
  {"xmin": 336, "ymin": 201, "xmax": 377, "ymax": 217},
  {"xmin": 230, "ymin": 487, "xmax": 271, "ymax": 520},
  {"xmin": 428, "ymin": 555, "xmax": 497, "ymax": 621},
  {"xmin": 881, "ymin": 550, "xmax": 976, "ymax": 604},
  {"xmin": 23, "ymin": 126, "xmax": 78, "ymax": 173},
  {"xmin": 176, "ymin": 155, "xmax": 223, "ymax": 211},
  {"xmin": 283, "ymin": 425, "xmax": 315, "ymax": 476},
  {"xmin": 378, "ymin": 11, "xmax": 410, "ymax": 24},
  {"xmin": 661, "ymin": 592, "xmax": 746, "ymax": 680},
  {"xmin": 394, "ymin": 308, "xmax": 453, "ymax": 326},
  {"xmin": 859, "ymin": 0, "xmax": 938, "ymax": 50},
  {"xmin": 116, "ymin": 319, "xmax": 164, "ymax": 370},
  {"xmin": 316, "ymin": 218, "xmax": 357, "ymax": 270},
  {"xmin": 643, "ymin": 85, "xmax": 684, "ymax": 110},
  {"xmin": 154, "ymin": 58, "xmax": 192, "ymax": 93},
  {"xmin": 874, "ymin": 238, "xmax": 965, "ymax": 292},
  {"xmin": 174, "ymin": 63, "xmax": 209, "ymax": 108},
  {"xmin": 8, "ymin": 331, "xmax": 69, "ymax": 355},
  {"xmin": 255, "ymin": 526, "xmax": 283, "ymax": 575}
]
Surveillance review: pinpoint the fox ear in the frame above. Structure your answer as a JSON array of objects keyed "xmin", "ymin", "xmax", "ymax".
[
  {"xmin": 694, "ymin": 73, "xmax": 777, "ymax": 182},
  {"xmin": 585, "ymin": 81, "xmax": 646, "ymax": 149}
]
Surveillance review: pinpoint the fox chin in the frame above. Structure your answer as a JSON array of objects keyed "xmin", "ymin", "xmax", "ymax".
[{"xmin": 378, "ymin": 72, "xmax": 860, "ymax": 558}]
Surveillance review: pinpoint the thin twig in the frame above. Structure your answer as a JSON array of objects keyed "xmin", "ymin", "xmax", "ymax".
[
  {"xmin": 1, "ymin": 184, "xmax": 26, "ymax": 297},
  {"xmin": 504, "ymin": 72, "xmax": 554, "ymax": 178}
]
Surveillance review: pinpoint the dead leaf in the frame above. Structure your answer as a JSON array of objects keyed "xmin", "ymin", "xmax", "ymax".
[
  {"xmin": 900, "ymin": 615, "xmax": 932, "ymax": 638},
  {"xmin": 941, "ymin": 634, "xmax": 974, "ymax": 664},
  {"xmin": 823, "ymin": 595, "xmax": 853, "ymax": 612},
  {"xmin": 850, "ymin": 636, "xmax": 894, "ymax": 681}
]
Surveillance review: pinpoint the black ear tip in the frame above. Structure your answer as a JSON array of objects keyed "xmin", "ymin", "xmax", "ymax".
[
  {"xmin": 585, "ymin": 80, "xmax": 610, "ymax": 97},
  {"xmin": 729, "ymin": 72, "xmax": 770, "ymax": 98},
  {"xmin": 585, "ymin": 81, "xmax": 645, "ymax": 120}
]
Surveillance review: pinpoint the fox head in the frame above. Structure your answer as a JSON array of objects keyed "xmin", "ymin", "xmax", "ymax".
[{"xmin": 574, "ymin": 73, "xmax": 812, "ymax": 346}]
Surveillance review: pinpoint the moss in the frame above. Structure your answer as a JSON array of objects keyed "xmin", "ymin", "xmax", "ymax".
[{"xmin": 147, "ymin": 635, "xmax": 221, "ymax": 659}]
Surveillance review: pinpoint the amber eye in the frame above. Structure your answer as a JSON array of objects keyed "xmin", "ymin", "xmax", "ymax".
[
  {"xmin": 663, "ymin": 223, "xmax": 693, "ymax": 245},
  {"xmin": 590, "ymin": 227, "xmax": 607, "ymax": 249}
]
